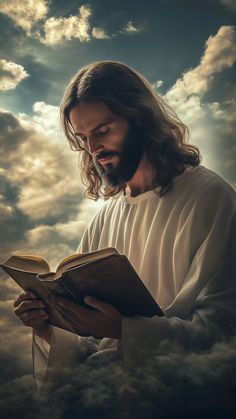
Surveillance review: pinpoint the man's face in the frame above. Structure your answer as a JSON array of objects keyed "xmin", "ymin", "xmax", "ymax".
[{"xmin": 69, "ymin": 101, "xmax": 145, "ymax": 187}]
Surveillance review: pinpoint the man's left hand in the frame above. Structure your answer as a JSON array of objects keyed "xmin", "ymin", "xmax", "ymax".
[{"xmin": 52, "ymin": 295, "xmax": 122, "ymax": 339}]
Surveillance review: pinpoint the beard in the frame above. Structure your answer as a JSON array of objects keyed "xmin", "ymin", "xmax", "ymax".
[{"xmin": 92, "ymin": 123, "xmax": 145, "ymax": 188}]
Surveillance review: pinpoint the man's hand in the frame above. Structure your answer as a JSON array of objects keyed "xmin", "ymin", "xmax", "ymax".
[
  {"xmin": 13, "ymin": 290, "xmax": 53, "ymax": 343},
  {"xmin": 54, "ymin": 295, "xmax": 122, "ymax": 339}
]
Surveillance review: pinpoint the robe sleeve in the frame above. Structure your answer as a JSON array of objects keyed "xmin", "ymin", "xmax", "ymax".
[
  {"xmin": 121, "ymin": 181, "xmax": 236, "ymax": 362},
  {"xmin": 32, "ymin": 203, "xmax": 112, "ymax": 392},
  {"xmin": 32, "ymin": 326, "xmax": 83, "ymax": 392}
]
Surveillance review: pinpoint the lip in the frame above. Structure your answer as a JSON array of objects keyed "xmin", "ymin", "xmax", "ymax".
[{"xmin": 97, "ymin": 156, "xmax": 115, "ymax": 164}]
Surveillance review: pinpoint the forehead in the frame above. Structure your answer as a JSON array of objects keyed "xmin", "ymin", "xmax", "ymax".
[{"xmin": 69, "ymin": 101, "xmax": 116, "ymax": 132}]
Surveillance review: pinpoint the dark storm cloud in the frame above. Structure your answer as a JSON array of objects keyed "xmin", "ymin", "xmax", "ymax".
[
  {"xmin": 0, "ymin": 312, "xmax": 38, "ymax": 418},
  {"xmin": 0, "ymin": 202, "xmax": 31, "ymax": 259},
  {"xmin": 0, "ymin": 112, "xmax": 33, "ymax": 257},
  {"xmin": 43, "ymin": 337, "xmax": 236, "ymax": 418},
  {"xmin": 0, "ymin": 110, "xmax": 27, "ymax": 153},
  {"xmin": 0, "ymin": 330, "xmax": 235, "ymax": 419},
  {"xmin": 1, "ymin": 270, "xmax": 233, "ymax": 419},
  {"xmin": 0, "ymin": 280, "xmax": 33, "ymax": 408}
]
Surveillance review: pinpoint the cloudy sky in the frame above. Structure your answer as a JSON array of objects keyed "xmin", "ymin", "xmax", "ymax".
[{"xmin": 0, "ymin": 0, "xmax": 236, "ymax": 417}]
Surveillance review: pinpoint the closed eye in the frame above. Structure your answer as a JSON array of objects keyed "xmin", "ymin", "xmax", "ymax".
[
  {"xmin": 96, "ymin": 127, "xmax": 110, "ymax": 136},
  {"xmin": 74, "ymin": 126, "xmax": 110, "ymax": 144}
]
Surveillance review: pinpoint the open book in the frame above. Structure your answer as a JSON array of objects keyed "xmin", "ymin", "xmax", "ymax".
[{"xmin": 1, "ymin": 248, "xmax": 163, "ymax": 335}]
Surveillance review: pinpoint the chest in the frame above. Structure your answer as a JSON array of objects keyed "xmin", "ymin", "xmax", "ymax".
[{"xmin": 97, "ymin": 199, "xmax": 182, "ymax": 258}]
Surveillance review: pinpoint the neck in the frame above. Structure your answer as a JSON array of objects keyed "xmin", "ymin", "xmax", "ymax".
[{"xmin": 126, "ymin": 155, "xmax": 156, "ymax": 197}]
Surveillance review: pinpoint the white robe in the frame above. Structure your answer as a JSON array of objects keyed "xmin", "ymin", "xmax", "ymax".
[{"xmin": 33, "ymin": 165, "xmax": 236, "ymax": 390}]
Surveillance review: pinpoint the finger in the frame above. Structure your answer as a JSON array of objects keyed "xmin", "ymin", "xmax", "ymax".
[
  {"xmin": 84, "ymin": 296, "xmax": 113, "ymax": 315},
  {"xmin": 21, "ymin": 314, "xmax": 49, "ymax": 328},
  {"xmin": 54, "ymin": 296, "xmax": 77, "ymax": 308},
  {"xmin": 14, "ymin": 300, "xmax": 46, "ymax": 316},
  {"xmin": 13, "ymin": 290, "xmax": 38, "ymax": 308},
  {"xmin": 27, "ymin": 318, "xmax": 50, "ymax": 328},
  {"xmin": 25, "ymin": 290, "xmax": 39, "ymax": 299},
  {"xmin": 19, "ymin": 311, "xmax": 49, "ymax": 327},
  {"xmin": 15, "ymin": 300, "xmax": 46, "ymax": 316},
  {"xmin": 52, "ymin": 304, "xmax": 88, "ymax": 333},
  {"xmin": 19, "ymin": 310, "xmax": 49, "ymax": 320},
  {"xmin": 20, "ymin": 309, "xmax": 49, "ymax": 323},
  {"xmin": 13, "ymin": 291, "xmax": 29, "ymax": 308},
  {"xmin": 54, "ymin": 302, "xmax": 85, "ymax": 323},
  {"xmin": 55, "ymin": 296, "xmax": 85, "ymax": 315}
]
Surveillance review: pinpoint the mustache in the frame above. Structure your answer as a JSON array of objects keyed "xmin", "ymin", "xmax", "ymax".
[{"xmin": 95, "ymin": 151, "xmax": 119, "ymax": 160}]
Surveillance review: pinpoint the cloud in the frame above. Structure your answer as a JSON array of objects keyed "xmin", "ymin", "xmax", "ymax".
[
  {"xmin": 219, "ymin": 0, "xmax": 236, "ymax": 11},
  {"xmin": 24, "ymin": 198, "xmax": 104, "ymax": 270},
  {"xmin": 0, "ymin": 59, "xmax": 29, "ymax": 91},
  {"xmin": 0, "ymin": 282, "xmax": 33, "ymax": 384},
  {"xmin": 0, "ymin": 108, "xmax": 82, "ymax": 221},
  {"xmin": 1, "ymin": 261, "xmax": 236, "ymax": 419},
  {"xmin": 0, "ymin": 0, "xmax": 49, "ymax": 35},
  {"xmin": 0, "ymin": 281, "xmax": 37, "ymax": 418},
  {"xmin": 0, "ymin": 105, "xmax": 105, "ymax": 268},
  {"xmin": 0, "ymin": 194, "xmax": 14, "ymax": 219},
  {"xmin": 92, "ymin": 27, "xmax": 110, "ymax": 40},
  {"xmin": 152, "ymin": 80, "xmax": 164, "ymax": 90},
  {"xmin": 0, "ymin": 109, "xmax": 28, "ymax": 154},
  {"xmin": 41, "ymin": 5, "xmax": 92, "ymax": 45},
  {"xmin": 164, "ymin": 26, "xmax": 236, "ymax": 185},
  {"xmin": 123, "ymin": 21, "xmax": 141, "ymax": 33},
  {"xmin": 92, "ymin": 20, "xmax": 142, "ymax": 41},
  {"xmin": 166, "ymin": 26, "xmax": 236, "ymax": 101},
  {"xmin": 20, "ymin": 101, "xmax": 61, "ymax": 139},
  {"xmin": 0, "ymin": 1, "xmax": 93, "ymax": 45},
  {"xmin": 0, "ymin": 19, "xmax": 236, "ymax": 419},
  {"xmin": 115, "ymin": 338, "xmax": 236, "ymax": 418},
  {"xmin": 0, "ymin": 2, "xmax": 141, "ymax": 45},
  {"xmin": 1, "ymin": 334, "xmax": 234, "ymax": 419}
]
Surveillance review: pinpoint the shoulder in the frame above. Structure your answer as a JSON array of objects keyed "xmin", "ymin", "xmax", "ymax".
[
  {"xmin": 175, "ymin": 165, "xmax": 235, "ymax": 209},
  {"xmin": 170, "ymin": 165, "xmax": 236, "ymax": 236}
]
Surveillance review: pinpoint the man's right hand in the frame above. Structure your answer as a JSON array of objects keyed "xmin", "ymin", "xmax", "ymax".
[{"xmin": 13, "ymin": 290, "xmax": 53, "ymax": 344}]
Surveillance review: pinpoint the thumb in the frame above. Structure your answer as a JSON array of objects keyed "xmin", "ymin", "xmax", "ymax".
[{"xmin": 84, "ymin": 296, "xmax": 111, "ymax": 315}]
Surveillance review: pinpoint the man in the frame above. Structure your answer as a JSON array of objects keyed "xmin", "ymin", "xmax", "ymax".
[{"xmin": 14, "ymin": 61, "xmax": 236, "ymax": 391}]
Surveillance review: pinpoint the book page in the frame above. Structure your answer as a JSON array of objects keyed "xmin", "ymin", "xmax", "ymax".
[
  {"xmin": 55, "ymin": 247, "xmax": 119, "ymax": 279},
  {"xmin": 1, "ymin": 255, "xmax": 50, "ymax": 274}
]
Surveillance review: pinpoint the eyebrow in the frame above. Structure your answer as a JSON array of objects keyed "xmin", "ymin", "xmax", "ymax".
[{"xmin": 75, "ymin": 117, "xmax": 116, "ymax": 136}]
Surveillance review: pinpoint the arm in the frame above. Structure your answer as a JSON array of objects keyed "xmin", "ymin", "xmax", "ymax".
[
  {"xmin": 122, "ymin": 184, "xmax": 236, "ymax": 363},
  {"xmin": 32, "ymin": 205, "xmax": 109, "ymax": 391},
  {"xmin": 13, "ymin": 290, "xmax": 100, "ymax": 391}
]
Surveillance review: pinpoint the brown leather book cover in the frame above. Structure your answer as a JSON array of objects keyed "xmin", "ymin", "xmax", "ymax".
[
  {"xmin": 1, "ymin": 251, "xmax": 163, "ymax": 334},
  {"xmin": 59, "ymin": 254, "xmax": 163, "ymax": 317}
]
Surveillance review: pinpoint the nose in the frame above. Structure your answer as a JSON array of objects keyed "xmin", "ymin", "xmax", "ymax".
[{"xmin": 86, "ymin": 135, "xmax": 104, "ymax": 155}]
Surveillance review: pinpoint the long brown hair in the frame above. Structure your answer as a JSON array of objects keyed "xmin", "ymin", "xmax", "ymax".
[{"xmin": 60, "ymin": 61, "xmax": 201, "ymax": 200}]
